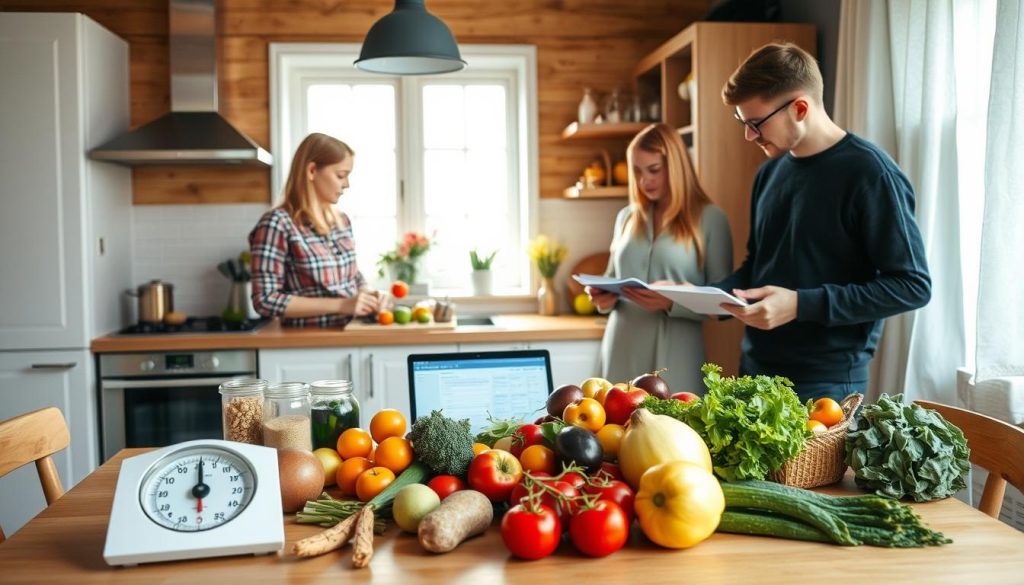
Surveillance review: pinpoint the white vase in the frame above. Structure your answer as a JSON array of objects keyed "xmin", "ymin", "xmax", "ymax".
[{"xmin": 471, "ymin": 270, "xmax": 493, "ymax": 296}]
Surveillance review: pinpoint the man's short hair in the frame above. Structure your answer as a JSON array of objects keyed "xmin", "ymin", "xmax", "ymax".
[{"xmin": 722, "ymin": 42, "xmax": 824, "ymax": 106}]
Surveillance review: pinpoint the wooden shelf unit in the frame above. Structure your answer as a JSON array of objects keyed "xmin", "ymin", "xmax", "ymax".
[
  {"xmin": 562, "ymin": 185, "xmax": 629, "ymax": 199},
  {"xmin": 561, "ymin": 121, "xmax": 650, "ymax": 140},
  {"xmin": 634, "ymin": 21, "xmax": 817, "ymax": 376}
]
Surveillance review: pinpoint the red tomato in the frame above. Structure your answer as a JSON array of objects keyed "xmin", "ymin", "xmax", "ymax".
[
  {"xmin": 598, "ymin": 461, "xmax": 625, "ymax": 482},
  {"xmin": 468, "ymin": 449, "xmax": 523, "ymax": 502},
  {"xmin": 582, "ymin": 478, "xmax": 635, "ymax": 523},
  {"xmin": 569, "ymin": 500, "xmax": 629, "ymax": 557},
  {"xmin": 501, "ymin": 504, "xmax": 562, "ymax": 560},
  {"xmin": 510, "ymin": 423, "xmax": 546, "ymax": 458},
  {"xmin": 427, "ymin": 475, "xmax": 465, "ymax": 500},
  {"xmin": 390, "ymin": 280, "xmax": 409, "ymax": 298}
]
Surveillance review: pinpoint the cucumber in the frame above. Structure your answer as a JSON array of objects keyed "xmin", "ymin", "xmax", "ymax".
[
  {"xmin": 718, "ymin": 510, "xmax": 832, "ymax": 544},
  {"xmin": 720, "ymin": 482, "xmax": 857, "ymax": 545}
]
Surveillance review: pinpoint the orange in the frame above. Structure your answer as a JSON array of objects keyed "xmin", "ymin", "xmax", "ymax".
[
  {"xmin": 337, "ymin": 428, "xmax": 373, "ymax": 460},
  {"xmin": 596, "ymin": 423, "xmax": 625, "ymax": 460},
  {"xmin": 356, "ymin": 466, "xmax": 396, "ymax": 502},
  {"xmin": 377, "ymin": 310, "xmax": 394, "ymax": 325},
  {"xmin": 472, "ymin": 442, "xmax": 490, "ymax": 456},
  {"xmin": 519, "ymin": 444, "xmax": 557, "ymax": 475},
  {"xmin": 374, "ymin": 436, "xmax": 413, "ymax": 474},
  {"xmin": 809, "ymin": 397, "xmax": 844, "ymax": 428},
  {"xmin": 369, "ymin": 409, "xmax": 408, "ymax": 443},
  {"xmin": 806, "ymin": 419, "xmax": 828, "ymax": 434},
  {"xmin": 336, "ymin": 456, "xmax": 374, "ymax": 496}
]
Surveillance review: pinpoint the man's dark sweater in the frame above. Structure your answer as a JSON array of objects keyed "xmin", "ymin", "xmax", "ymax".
[{"xmin": 714, "ymin": 133, "xmax": 931, "ymax": 384}]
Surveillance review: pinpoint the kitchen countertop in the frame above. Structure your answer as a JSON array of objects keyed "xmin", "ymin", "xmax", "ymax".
[{"xmin": 90, "ymin": 314, "xmax": 606, "ymax": 353}]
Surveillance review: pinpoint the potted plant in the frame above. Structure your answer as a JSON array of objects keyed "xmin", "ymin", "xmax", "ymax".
[
  {"xmin": 376, "ymin": 231, "xmax": 434, "ymax": 295},
  {"xmin": 528, "ymin": 235, "xmax": 567, "ymax": 315},
  {"xmin": 469, "ymin": 249, "xmax": 497, "ymax": 296}
]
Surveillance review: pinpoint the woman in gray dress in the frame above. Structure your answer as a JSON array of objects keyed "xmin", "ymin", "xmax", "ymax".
[{"xmin": 587, "ymin": 123, "xmax": 733, "ymax": 394}]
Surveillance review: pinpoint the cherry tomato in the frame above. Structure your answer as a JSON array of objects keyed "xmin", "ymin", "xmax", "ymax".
[
  {"xmin": 519, "ymin": 444, "xmax": 557, "ymax": 475},
  {"xmin": 582, "ymin": 478, "xmax": 636, "ymax": 523},
  {"xmin": 508, "ymin": 478, "xmax": 579, "ymax": 523},
  {"xmin": 427, "ymin": 475, "xmax": 465, "ymax": 500},
  {"xmin": 569, "ymin": 500, "xmax": 629, "ymax": 557},
  {"xmin": 559, "ymin": 471, "xmax": 587, "ymax": 490},
  {"xmin": 510, "ymin": 423, "xmax": 546, "ymax": 458},
  {"xmin": 597, "ymin": 461, "xmax": 625, "ymax": 482},
  {"xmin": 501, "ymin": 504, "xmax": 561, "ymax": 560},
  {"xmin": 468, "ymin": 449, "xmax": 523, "ymax": 502}
]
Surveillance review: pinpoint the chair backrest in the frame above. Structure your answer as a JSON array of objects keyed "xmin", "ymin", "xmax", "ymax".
[
  {"xmin": 0, "ymin": 406, "xmax": 70, "ymax": 543},
  {"xmin": 914, "ymin": 400, "xmax": 1024, "ymax": 518}
]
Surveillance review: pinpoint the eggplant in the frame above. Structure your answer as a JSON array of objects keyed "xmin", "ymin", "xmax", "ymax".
[{"xmin": 554, "ymin": 426, "xmax": 603, "ymax": 473}]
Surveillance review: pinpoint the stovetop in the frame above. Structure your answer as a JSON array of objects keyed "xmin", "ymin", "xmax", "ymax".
[{"xmin": 116, "ymin": 316, "xmax": 272, "ymax": 336}]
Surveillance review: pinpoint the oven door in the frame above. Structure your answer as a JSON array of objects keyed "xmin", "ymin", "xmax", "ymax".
[{"xmin": 99, "ymin": 375, "xmax": 249, "ymax": 461}]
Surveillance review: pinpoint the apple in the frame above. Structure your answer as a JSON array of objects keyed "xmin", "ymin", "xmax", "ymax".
[
  {"xmin": 671, "ymin": 391, "xmax": 700, "ymax": 403},
  {"xmin": 603, "ymin": 385, "xmax": 648, "ymax": 426},
  {"xmin": 580, "ymin": 377, "xmax": 613, "ymax": 398},
  {"xmin": 392, "ymin": 484, "xmax": 441, "ymax": 533}
]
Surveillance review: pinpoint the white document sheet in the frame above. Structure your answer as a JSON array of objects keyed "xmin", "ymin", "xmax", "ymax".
[{"xmin": 573, "ymin": 273, "xmax": 747, "ymax": 315}]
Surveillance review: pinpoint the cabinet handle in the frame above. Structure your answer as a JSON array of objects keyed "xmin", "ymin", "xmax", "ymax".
[
  {"xmin": 31, "ymin": 362, "xmax": 77, "ymax": 370},
  {"xmin": 346, "ymin": 353, "xmax": 353, "ymax": 379},
  {"xmin": 368, "ymin": 353, "xmax": 374, "ymax": 399}
]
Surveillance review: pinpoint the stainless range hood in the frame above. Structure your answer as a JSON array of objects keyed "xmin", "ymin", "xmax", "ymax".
[{"xmin": 90, "ymin": 0, "xmax": 271, "ymax": 166}]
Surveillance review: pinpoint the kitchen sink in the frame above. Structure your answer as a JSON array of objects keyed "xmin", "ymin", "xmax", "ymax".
[{"xmin": 458, "ymin": 316, "xmax": 496, "ymax": 326}]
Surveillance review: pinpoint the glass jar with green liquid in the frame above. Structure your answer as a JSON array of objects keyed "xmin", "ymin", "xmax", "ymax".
[{"xmin": 309, "ymin": 380, "xmax": 360, "ymax": 450}]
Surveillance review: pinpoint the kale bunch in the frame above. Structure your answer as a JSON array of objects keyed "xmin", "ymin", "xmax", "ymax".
[{"xmin": 409, "ymin": 409, "xmax": 475, "ymax": 477}]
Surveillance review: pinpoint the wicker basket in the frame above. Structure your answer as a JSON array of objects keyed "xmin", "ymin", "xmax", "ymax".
[{"xmin": 768, "ymin": 393, "xmax": 863, "ymax": 489}]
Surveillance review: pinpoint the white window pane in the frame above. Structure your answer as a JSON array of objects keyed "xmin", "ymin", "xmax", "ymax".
[
  {"xmin": 307, "ymin": 84, "xmax": 396, "ymax": 150},
  {"xmin": 339, "ymin": 149, "xmax": 397, "ymax": 218},
  {"xmin": 423, "ymin": 150, "xmax": 466, "ymax": 213},
  {"xmin": 350, "ymin": 217, "xmax": 398, "ymax": 284},
  {"xmin": 464, "ymin": 148, "xmax": 508, "ymax": 214},
  {"xmin": 465, "ymin": 85, "xmax": 507, "ymax": 148},
  {"xmin": 423, "ymin": 85, "xmax": 465, "ymax": 149}
]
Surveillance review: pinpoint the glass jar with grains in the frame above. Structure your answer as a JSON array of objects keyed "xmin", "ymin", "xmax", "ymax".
[
  {"xmin": 262, "ymin": 382, "xmax": 312, "ymax": 450},
  {"xmin": 310, "ymin": 380, "xmax": 360, "ymax": 450},
  {"xmin": 220, "ymin": 378, "xmax": 268, "ymax": 445}
]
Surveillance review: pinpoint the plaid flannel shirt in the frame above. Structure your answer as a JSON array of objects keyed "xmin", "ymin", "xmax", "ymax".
[{"xmin": 248, "ymin": 208, "xmax": 367, "ymax": 328}]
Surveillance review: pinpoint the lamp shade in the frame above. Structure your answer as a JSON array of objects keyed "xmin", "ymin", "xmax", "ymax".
[{"xmin": 355, "ymin": 0, "xmax": 466, "ymax": 75}]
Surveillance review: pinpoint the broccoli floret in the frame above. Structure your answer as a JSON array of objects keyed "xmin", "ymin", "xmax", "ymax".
[{"xmin": 409, "ymin": 410, "xmax": 475, "ymax": 477}]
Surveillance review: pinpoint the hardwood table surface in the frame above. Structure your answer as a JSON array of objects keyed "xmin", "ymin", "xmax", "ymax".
[{"xmin": 2, "ymin": 449, "xmax": 1023, "ymax": 584}]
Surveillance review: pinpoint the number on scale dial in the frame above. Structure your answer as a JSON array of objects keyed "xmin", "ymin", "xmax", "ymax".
[{"xmin": 141, "ymin": 446, "xmax": 256, "ymax": 532}]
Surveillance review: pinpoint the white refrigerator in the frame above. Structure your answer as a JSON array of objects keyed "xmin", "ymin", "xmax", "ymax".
[{"xmin": 0, "ymin": 13, "xmax": 132, "ymax": 537}]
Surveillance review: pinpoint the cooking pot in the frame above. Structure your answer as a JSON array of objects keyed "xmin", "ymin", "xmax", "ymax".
[{"xmin": 128, "ymin": 280, "xmax": 175, "ymax": 324}]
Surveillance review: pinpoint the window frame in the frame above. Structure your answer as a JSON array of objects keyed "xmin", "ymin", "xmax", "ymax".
[{"xmin": 269, "ymin": 43, "xmax": 539, "ymax": 297}]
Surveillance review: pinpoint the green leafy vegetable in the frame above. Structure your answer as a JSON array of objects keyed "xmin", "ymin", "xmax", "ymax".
[
  {"xmin": 681, "ymin": 364, "xmax": 810, "ymax": 481},
  {"xmin": 474, "ymin": 414, "xmax": 524, "ymax": 447},
  {"xmin": 640, "ymin": 394, "xmax": 701, "ymax": 422},
  {"xmin": 845, "ymin": 393, "xmax": 969, "ymax": 502}
]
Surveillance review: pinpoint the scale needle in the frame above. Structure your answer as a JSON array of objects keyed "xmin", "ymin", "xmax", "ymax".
[{"xmin": 191, "ymin": 457, "xmax": 210, "ymax": 513}]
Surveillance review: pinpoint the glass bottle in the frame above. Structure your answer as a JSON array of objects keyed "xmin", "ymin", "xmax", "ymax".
[
  {"xmin": 219, "ymin": 378, "xmax": 267, "ymax": 445},
  {"xmin": 604, "ymin": 89, "xmax": 622, "ymax": 123},
  {"xmin": 578, "ymin": 88, "xmax": 598, "ymax": 124},
  {"xmin": 262, "ymin": 382, "xmax": 312, "ymax": 450},
  {"xmin": 310, "ymin": 380, "xmax": 361, "ymax": 450}
]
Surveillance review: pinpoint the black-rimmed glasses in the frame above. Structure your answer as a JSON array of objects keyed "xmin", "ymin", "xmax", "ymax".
[{"xmin": 734, "ymin": 98, "xmax": 796, "ymax": 137}]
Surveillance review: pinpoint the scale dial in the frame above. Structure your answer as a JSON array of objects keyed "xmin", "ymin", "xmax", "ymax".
[{"xmin": 140, "ymin": 446, "xmax": 257, "ymax": 532}]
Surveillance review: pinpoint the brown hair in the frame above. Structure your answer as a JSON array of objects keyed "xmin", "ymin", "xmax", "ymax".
[
  {"xmin": 616, "ymin": 123, "xmax": 714, "ymax": 266},
  {"xmin": 722, "ymin": 42, "xmax": 824, "ymax": 106},
  {"xmin": 279, "ymin": 133, "xmax": 355, "ymax": 236}
]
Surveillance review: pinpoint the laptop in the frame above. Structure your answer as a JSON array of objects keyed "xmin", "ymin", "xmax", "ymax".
[{"xmin": 407, "ymin": 350, "xmax": 554, "ymax": 434}]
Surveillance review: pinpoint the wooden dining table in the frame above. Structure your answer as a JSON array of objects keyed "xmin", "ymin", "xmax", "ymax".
[{"xmin": 2, "ymin": 449, "xmax": 1023, "ymax": 584}]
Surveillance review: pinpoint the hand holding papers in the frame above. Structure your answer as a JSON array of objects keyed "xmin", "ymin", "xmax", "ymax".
[{"xmin": 573, "ymin": 273, "xmax": 748, "ymax": 316}]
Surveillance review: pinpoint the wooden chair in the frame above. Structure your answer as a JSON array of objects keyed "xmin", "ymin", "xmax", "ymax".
[
  {"xmin": 0, "ymin": 406, "xmax": 70, "ymax": 544},
  {"xmin": 915, "ymin": 400, "xmax": 1024, "ymax": 518}
]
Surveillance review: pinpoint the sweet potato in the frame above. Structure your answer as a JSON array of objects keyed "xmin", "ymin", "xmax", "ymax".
[{"xmin": 417, "ymin": 490, "xmax": 492, "ymax": 553}]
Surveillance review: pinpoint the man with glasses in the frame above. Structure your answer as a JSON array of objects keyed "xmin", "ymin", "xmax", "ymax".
[{"xmin": 711, "ymin": 43, "xmax": 931, "ymax": 404}]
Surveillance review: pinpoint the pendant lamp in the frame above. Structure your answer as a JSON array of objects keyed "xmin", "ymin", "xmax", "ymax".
[{"xmin": 355, "ymin": 0, "xmax": 467, "ymax": 75}]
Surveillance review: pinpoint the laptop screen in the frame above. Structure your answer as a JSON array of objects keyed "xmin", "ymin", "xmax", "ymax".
[{"xmin": 407, "ymin": 350, "xmax": 553, "ymax": 434}]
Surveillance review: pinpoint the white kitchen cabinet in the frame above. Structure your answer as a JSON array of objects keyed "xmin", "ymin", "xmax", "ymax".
[
  {"xmin": 259, "ymin": 347, "xmax": 358, "ymax": 385},
  {"xmin": 524, "ymin": 340, "xmax": 601, "ymax": 386},
  {"xmin": 457, "ymin": 342, "xmax": 531, "ymax": 352},
  {"xmin": 0, "ymin": 350, "xmax": 95, "ymax": 536}
]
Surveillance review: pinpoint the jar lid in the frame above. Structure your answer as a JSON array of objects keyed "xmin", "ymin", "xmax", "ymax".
[
  {"xmin": 265, "ymin": 381, "xmax": 310, "ymax": 398},
  {"xmin": 219, "ymin": 378, "xmax": 268, "ymax": 396},
  {"xmin": 310, "ymin": 380, "xmax": 353, "ymax": 395}
]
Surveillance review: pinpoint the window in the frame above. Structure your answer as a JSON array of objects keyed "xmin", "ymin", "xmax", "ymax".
[{"xmin": 270, "ymin": 44, "xmax": 538, "ymax": 296}]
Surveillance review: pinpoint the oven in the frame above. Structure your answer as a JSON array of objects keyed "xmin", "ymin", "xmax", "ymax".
[{"xmin": 98, "ymin": 350, "xmax": 258, "ymax": 461}]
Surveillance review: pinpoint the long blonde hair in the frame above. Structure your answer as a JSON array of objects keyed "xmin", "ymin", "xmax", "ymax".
[
  {"xmin": 279, "ymin": 133, "xmax": 355, "ymax": 236},
  {"xmin": 617, "ymin": 123, "xmax": 713, "ymax": 266}
]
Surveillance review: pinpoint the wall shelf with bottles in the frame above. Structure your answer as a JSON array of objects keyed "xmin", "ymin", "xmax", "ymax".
[
  {"xmin": 562, "ymin": 185, "xmax": 629, "ymax": 199},
  {"xmin": 561, "ymin": 121, "xmax": 650, "ymax": 141}
]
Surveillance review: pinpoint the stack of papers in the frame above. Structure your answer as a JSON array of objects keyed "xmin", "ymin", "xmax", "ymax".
[{"xmin": 572, "ymin": 273, "xmax": 747, "ymax": 316}]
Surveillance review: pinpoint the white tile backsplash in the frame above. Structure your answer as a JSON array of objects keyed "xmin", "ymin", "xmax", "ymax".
[
  {"xmin": 129, "ymin": 198, "xmax": 624, "ymax": 318},
  {"xmin": 132, "ymin": 204, "xmax": 269, "ymax": 317}
]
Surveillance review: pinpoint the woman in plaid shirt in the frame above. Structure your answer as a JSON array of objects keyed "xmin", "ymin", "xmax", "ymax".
[{"xmin": 248, "ymin": 133, "xmax": 382, "ymax": 327}]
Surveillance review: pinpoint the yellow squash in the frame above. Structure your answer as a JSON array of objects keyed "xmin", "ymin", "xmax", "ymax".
[
  {"xmin": 618, "ymin": 408, "xmax": 712, "ymax": 489},
  {"xmin": 634, "ymin": 460, "xmax": 724, "ymax": 549}
]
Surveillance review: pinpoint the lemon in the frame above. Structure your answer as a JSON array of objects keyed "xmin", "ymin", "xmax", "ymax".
[
  {"xmin": 312, "ymin": 448, "xmax": 343, "ymax": 486},
  {"xmin": 573, "ymin": 293, "xmax": 597, "ymax": 315}
]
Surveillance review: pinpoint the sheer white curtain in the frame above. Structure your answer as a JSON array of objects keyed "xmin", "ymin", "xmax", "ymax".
[
  {"xmin": 835, "ymin": 0, "xmax": 971, "ymax": 404},
  {"xmin": 976, "ymin": 0, "xmax": 1024, "ymax": 382}
]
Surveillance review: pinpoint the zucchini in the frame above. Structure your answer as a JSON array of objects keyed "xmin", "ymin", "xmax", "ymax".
[{"xmin": 718, "ymin": 510, "xmax": 832, "ymax": 544}]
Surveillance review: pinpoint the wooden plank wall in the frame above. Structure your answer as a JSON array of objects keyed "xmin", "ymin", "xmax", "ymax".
[{"xmin": 1, "ymin": 0, "xmax": 708, "ymax": 204}]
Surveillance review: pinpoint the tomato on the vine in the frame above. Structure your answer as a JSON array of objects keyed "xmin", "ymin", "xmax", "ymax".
[
  {"xmin": 569, "ymin": 500, "xmax": 629, "ymax": 557},
  {"xmin": 582, "ymin": 478, "xmax": 636, "ymax": 523},
  {"xmin": 501, "ymin": 504, "xmax": 562, "ymax": 560},
  {"xmin": 559, "ymin": 471, "xmax": 588, "ymax": 490}
]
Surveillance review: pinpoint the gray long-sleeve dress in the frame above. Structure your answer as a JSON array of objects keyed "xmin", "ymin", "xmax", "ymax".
[{"xmin": 598, "ymin": 204, "xmax": 733, "ymax": 394}]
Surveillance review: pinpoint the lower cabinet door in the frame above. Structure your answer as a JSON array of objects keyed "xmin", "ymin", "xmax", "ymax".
[{"xmin": 362, "ymin": 344, "xmax": 457, "ymax": 424}]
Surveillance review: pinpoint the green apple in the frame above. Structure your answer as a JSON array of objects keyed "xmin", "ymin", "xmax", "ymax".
[
  {"xmin": 394, "ymin": 306, "xmax": 413, "ymax": 325},
  {"xmin": 392, "ymin": 484, "xmax": 441, "ymax": 533}
]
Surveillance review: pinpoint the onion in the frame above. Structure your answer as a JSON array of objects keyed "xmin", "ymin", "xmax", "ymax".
[
  {"xmin": 631, "ymin": 369, "xmax": 671, "ymax": 399},
  {"xmin": 277, "ymin": 448, "xmax": 325, "ymax": 513}
]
